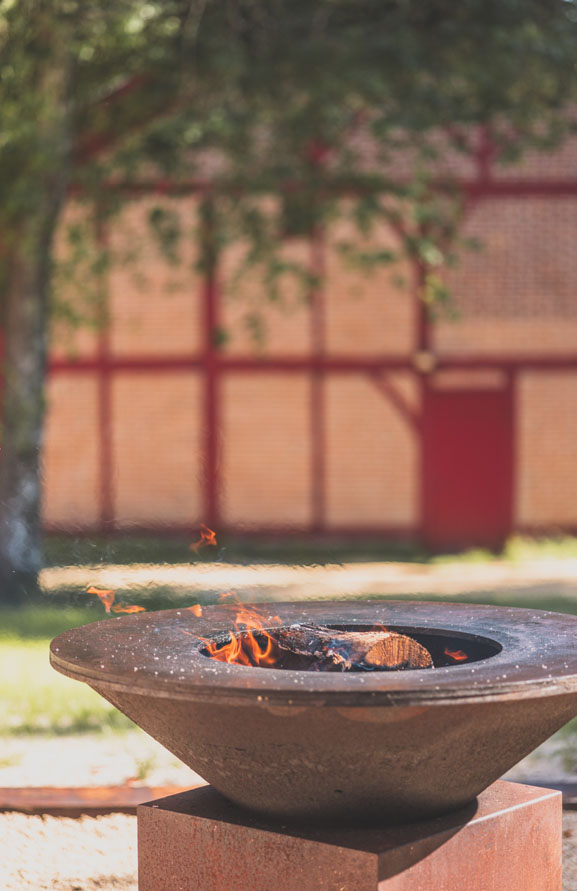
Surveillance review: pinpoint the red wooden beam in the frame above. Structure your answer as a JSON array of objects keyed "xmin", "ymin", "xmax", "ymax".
[
  {"xmin": 465, "ymin": 179, "xmax": 577, "ymax": 198},
  {"xmin": 48, "ymin": 353, "xmax": 577, "ymax": 374},
  {"xmin": 310, "ymin": 229, "xmax": 326, "ymax": 532},
  {"xmin": 43, "ymin": 520, "xmax": 418, "ymax": 538},
  {"xmin": 435, "ymin": 354, "xmax": 577, "ymax": 369},
  {"xmin": 48, "ymin": 355, "xmax": 413, "ymax": 373},
  {"xmin": 367, "ymin": 371, "xmax": 420, "ymax": 431},
  {"xmin": 95, "ymin": 218, "xmax": 115, "ymax": 531},
  {"xmin": 201, "ymin": 201, "xmax": 220, "ymax": 528},
  {"xmin": 70, "ymin": 175, "xmax": 577, "ymax": 201},
  {"xmin": 75, "ymin": 75, "xmax": 152, "ymax": 164}
]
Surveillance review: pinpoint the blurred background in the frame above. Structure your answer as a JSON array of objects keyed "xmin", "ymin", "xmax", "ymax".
[{"xmin": 3, "ymin": 1, "xmax": 577, "ymax": 887}]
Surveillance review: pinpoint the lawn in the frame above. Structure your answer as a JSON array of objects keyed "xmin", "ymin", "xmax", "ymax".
[
  {"xmin": 0, "ymin": 608, "xmax": 134, "ymax": 735},
  {"xmin": 42, "ymin": 530, "xmax": 577, "ymax": 567}
]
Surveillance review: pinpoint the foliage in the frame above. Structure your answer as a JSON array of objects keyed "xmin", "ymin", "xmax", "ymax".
[{"xmin": 3, "ymin": 1, "xmax": 577, "ymax": 312}]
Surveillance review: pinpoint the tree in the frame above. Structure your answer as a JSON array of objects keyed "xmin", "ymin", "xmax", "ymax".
[{"xmin": 1, "ymin": 0, "xmax": 577, "ymax": 602}]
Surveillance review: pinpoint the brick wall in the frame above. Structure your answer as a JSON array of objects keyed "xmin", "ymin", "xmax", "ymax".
[
  {"xmin": 517, "ymin": 372, "xmax": 577, "ymax": 528},
  {"xmin": 41, "ymin": 137, "xmax": 577, "ymax": 537}
]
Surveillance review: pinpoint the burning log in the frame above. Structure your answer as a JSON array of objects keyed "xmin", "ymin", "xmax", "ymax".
[{"xmin": 267, "ymin": 623, "xmax": 433, "ymax": 672}]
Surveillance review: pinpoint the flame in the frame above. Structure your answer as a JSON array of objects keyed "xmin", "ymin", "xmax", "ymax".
[
  {"xmin": 112, "ymin": 603, "xmax": 146, "ymax": 614},
  {"xmin": 218, "ymin": 591, "xmax": 236, "ymax": 602},
  {"xmin": 87, "ymin": 586, "xmax": 116, "ymax": 614},
  {"xmin": 370, "ymin": 621, "xmax": 390, "ymax": 636},
  {"xmin": 202, "ymin": 595, "xmax": 281, "ymax": 667},
  {"xmin": 444, "ymin": 647, "xmax": 468, "ymax": 662},
  {"xmin": 87, "ymin": 586, "xmax": 145, "ymax": 616},
  {"xmin": 188, "ymin": 604, "xmax": 203, "ymax": 617},
  {"xmin": 190, "ymin": 524, "xmax": 217, "ymax": 554}
]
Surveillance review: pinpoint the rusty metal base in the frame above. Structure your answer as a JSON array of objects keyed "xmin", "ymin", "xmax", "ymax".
[{"xmin": 137, "ymin": 780, "xmax": 561, "ymax": 891}]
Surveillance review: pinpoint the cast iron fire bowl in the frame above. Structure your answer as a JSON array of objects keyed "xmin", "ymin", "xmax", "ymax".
[{"xmin": 50, "ymin": 601, "xmax": 577, "ymax": 825}]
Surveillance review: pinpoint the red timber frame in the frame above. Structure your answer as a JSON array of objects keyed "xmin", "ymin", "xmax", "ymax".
[{"xmin": 47, "ymin": 138, "xmax": 577, "ymax": 540}]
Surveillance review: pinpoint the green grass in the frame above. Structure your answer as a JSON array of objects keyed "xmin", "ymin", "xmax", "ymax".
[
  {"xmin": 36, "ymin": 584, "xmax": 206, "ymax": 613},
  {"xmin": 42, "ymin": 532, "xmax": 577, "ymax": 569},
  {"xmin": 42, "ymin": 533, "xmax": 432, "ymax": 567},
  {"xmin": 0, "ymin": 640, "xmax": 133, "ymax": 735},
  {"xmin": 504, "ymin": 535, "xmax": 577, "ymax": 562},
  {"xmin": 359, "ymin": 591, "xmax": 577, "ymax": 616},
  {"xmin": 431, "ymin": 535, "xmax": 577, "ymax": 566},
  {"xmin": 0, "ymin": 606, "xmax": 104, "ymax": 640},
  {"xmin": 44, "ymin": 535, "xmax": 199, "ymax": 567},
  {"xmin": 0, "ymin": 606, "xmax": 137, "ymax": 736}
]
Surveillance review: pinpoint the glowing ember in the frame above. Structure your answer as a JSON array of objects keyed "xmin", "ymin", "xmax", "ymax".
[
  {"xmin": 190, "ymin": 524, "xmax": 218, "ymax": 554},
  {"xmin": 112, "ymin": 603, "xmax": 146, "ymax": 614},
  {"xmin": 87, "ymin": 586, "xmax": 116, "ymax": 614},
  {"xmin": 444, "ymin": 647, "xmax": 468, "ymax": 662},
  {"xmin": 188, "ymin": 604, "xmax": 203, "ymax": 617}
]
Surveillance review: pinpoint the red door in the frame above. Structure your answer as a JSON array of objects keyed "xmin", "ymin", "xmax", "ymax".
[{"xmin": 422, "ymin": 383, "xmax": 513, "ymax": 550}]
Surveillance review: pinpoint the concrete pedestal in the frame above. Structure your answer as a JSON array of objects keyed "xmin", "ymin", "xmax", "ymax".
[{"xmin": 137, "ymin": 780, "xmax": 561, "ymax": 891}]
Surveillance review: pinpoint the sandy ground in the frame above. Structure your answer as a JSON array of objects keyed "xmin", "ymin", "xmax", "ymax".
[
  {"xmin": 563, "ymin": 813, "xmax": 577, "ymax": 890},
  {"xmin": 0, "ymin": 727, "xmax": 572, "ymax": 790},
  {"xmin": 0, "ymin": 731, "xmax": 202, "ymax": 789},
  {"xmin": 2, "ymin": 810, "xmax": 577, "ymax": 890},
  {"xmin": 0, "ymin": 812, "xmax": 138, "ymax": 890},
  {"xmin": 41, "ymin": 557, "xmax": 577, "ymax": 602}
]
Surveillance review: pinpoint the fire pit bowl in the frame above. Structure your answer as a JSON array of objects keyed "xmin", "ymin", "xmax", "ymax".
[{"xmin": 50, "ymin": 601, "xmax": 577, "ymax": 825}]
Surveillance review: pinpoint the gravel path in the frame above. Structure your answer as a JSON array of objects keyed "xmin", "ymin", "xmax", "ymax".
[
  {"xmin": 563, "ymin": 812, "xmax": 577, "ymax": 889},
  {"xmin": 0, "ymin": 813, "xmax": 137, "ymax": 890}
]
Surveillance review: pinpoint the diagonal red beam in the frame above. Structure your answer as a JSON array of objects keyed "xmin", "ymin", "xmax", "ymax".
[
  {"xmin": 75, "ymin": 74, "xmax": 153, "ymax": 164},
  {"xmin": 367, "ymin": 371, "xmax": 420, "ymax": 431}
]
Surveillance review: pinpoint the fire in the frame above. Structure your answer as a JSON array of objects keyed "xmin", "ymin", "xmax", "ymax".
[
  {"xmin": 87, "ymin": 586, "xmax": 116, "ymax": 614},
  {"xmin": 218, "ymin": 591, "xmax": 236, "ymax": 602},
  {"xmin": 87, "ymin": 586, "xmax": 146, "ymax": 616},
  {"xmin": 112, "ymin": 603, "xmax": 146, "ymax": 614},
  {"xmin": 188, "ymin": 604, "xmax": 203, "ymax": 617},
  {"xmin": 190, "ymin": 524, "xmax": 217, "ymax": 554},
  {"xmin": 370, "ymin": 621, "xmax": 390, "ymax": 636},
  {"xmin": 444, "ymin": 647, "xmax": 468, "ymax": 662},
  {"xmin": 201, "ymin": 595, "xmax": 281, "ymax": 668}
]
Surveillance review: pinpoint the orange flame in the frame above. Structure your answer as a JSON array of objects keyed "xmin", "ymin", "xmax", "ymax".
[
  {"xmin": 87, "ymin": 586, "xmax": 146, "ymax": 616},
  {"xmin": 218, "ymin": 591, "xmax": 236, "ymax": 602},
  {"xmin": 188, "ymin": 604, "xmax": 203, "ymax": 617},
  {"xmin": 202, "ymin": 595, "xmax": 281, "ymax": 667},
  {"xmin": 87, "ymin": 586, "xmax": 116, "ymax": 614},
  {"xmin": 190, "ymin": 524, "xmax": 217, "ymax": 554},
  {"xmin": 112, "ymin": 603, "xmax": 146, "ymax": 614},
  {"xmin": 444, "ymin": 647, "xmax": 468, "ymax": 662}
]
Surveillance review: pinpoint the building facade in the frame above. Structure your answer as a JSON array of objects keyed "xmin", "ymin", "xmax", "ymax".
[{"xmin": 44, "ymin": 138, "xmax": 577, "ymax": 548}]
